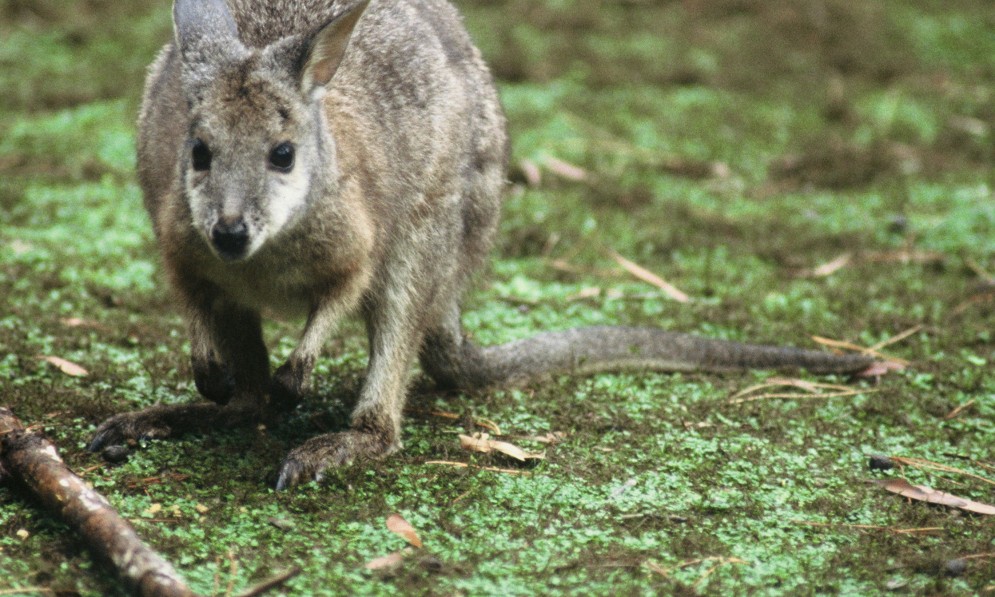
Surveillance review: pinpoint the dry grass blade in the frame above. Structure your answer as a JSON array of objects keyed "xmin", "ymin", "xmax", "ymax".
[
  {"xmin": 961, "ymin": 552, "xmax": 995, "ymax": 561},
  {"xmin": 694, "ymin": 557, "xmax": 748, "ymax": 588},
  {"xmin": 875, "ymin": 478, "xmax": 995, "ymax": 515},
  {"xmin": 887, "ymin": 456, "xmax": 995, "ymax": 488},
  {"xmin": 424, "ymin": 460, "xmax": 532, "ymax": 475},
  {"xmin": 411, "ymin": 410, "xmax": 501, "ymax": 434},
  {"xmin": 607, "ymin": 249, "xmax": 690, "ymax": 303},
  {"xmin": 868, "ymin": 325, "xmax": 922, "ymax": 352},
  {"xmin": 810, "ymin": 334, "xmax": 910, "ymax": 367},
  {"xmin": 646, "ymin": 556, "xmax": 747, "ymax": 581},
  {"xmin": 729, "ymin": 377, "xmax": 869, "ymax": 404},
  {"xmin": 792, "ymin": 520, "xmax": 943, "ymax": 534},
  {"xmin": 385, "ymin": 514, "xmax": 422, "ymax": 548}
]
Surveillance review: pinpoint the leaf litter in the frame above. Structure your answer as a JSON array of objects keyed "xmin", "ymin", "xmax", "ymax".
[
  {"xmin": 874, "ymin": 478, "xmax": 995, "ymax": 515},
  {"xmin": 458, "ymin": 433, "xmax": 546, "ymax": 462}
]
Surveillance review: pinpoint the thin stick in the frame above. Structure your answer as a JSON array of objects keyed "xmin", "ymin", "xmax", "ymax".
[
  {"xmin": 944, "ymin": 399, "xmax": 976, "ymax": 420},
  {"xmin": 0, "ymin": 407, "xmax": 197, "ymax": 597},
  {"xmin": 792, "ymin": 520, "xmax": 943, "ymax": 534},
  {"xmin": 234, "ymin": 567, "xmax": 302, "ymax": 597},
  {"xmin": 424, "ymin": 460, "xmax": 532, "ymax": 475}
]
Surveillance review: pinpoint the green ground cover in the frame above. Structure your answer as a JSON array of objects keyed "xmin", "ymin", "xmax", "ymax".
[{"xmin": 1, "ymin": 0, "xmax": 993, "ymax": 594}]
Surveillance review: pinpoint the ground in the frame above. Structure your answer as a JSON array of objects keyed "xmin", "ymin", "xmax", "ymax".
[{"xmin": 0, "ymin": 0, "xmax": 993, "ymax": 594}]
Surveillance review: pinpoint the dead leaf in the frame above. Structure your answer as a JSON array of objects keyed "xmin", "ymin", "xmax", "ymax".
[
  {"xmin": 458, "ymin": 433, "xmax": 545, "ymax": 461},
  {"xmin": 607, "ymin": 250, "xmax": 690, "ymax": 303},
  {"xmin": 37, "ymin": 356, "xmax": 88, "ymax": 377},
  {"xmin": 365, "ymin": 551, "xmax": 406, "ymax": 571},
  {"xmin": 385, "ymin": 514, "xmax": 422, "ymax": 548},
  {"xmin": 875, "ymin": 478, "xmax": 995, "ymax": 515},
  {"xmin": 855, "ymin": 360, "xmax": 906, "ymax": 377}
]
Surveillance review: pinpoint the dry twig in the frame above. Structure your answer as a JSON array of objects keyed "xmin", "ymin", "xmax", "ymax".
[{"xmin": 0, "ymin": 407, "xmax": 197, "ymax": 597}]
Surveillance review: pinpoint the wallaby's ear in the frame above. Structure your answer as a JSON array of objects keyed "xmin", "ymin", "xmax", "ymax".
[
  {"xmin": 299, "ymin": 0, "xmax": 370, "ymax": 94},
  {"xmin": 173, "ymin": 0, "xmax": 245, "ymax": 91},
  {"xmin": 174, "ymin": 0, "xmax": 239, "ymax": 55}
]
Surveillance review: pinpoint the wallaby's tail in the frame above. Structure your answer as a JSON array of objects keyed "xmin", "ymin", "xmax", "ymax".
[{"xmin": 422, "ymin": 326, "xmax": 874, "ymax": 390}]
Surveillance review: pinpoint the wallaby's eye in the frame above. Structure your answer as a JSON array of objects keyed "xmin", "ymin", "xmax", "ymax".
[
  {"xmin": 269, "ymin": 142, "xmax": 295, "ymax": 172},
  {"xmin": 191, "ymin": 139, "xmax": 212, "ymax": 172}
]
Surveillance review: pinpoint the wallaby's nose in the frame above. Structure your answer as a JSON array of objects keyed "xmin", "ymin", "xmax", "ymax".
[{"xmin": 211, "ymin": 218, "xmax": 249, "ymax": 259}]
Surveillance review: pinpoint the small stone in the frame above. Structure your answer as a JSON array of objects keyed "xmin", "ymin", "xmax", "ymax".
[
  {"xmin": 101, "ymin": 444, "xmax": 130, "ymax": 464},
  {"xmin": 868, "ymin": 454, "xmax": 894, "ymax": 471},
  {"xmin": 944, "ymin": 558, "xmax": 967, "ymax": 577}
]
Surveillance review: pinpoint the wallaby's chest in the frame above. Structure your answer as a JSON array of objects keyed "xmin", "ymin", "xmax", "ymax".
[{"xmin": 194, "ymin": 242, "xmax": 359, "ymax": 318}]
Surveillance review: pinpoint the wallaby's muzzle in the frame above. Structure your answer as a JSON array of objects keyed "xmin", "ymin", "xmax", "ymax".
[{"xmin": 210, "ymin": 217, "xmax": 249, "ymax": 261}]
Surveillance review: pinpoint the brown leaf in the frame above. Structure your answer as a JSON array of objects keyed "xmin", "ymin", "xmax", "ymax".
[
  {"xmin": 38, "ymin": 356, "xmax": 88, "ymax": 377},
  {"xmin": 875, "ymin": 478, "xmax": 995, "ymax": 515},
  {"xmin": 365, "ymin": 551, "xmax": 406, "ymax": 571},
  {"xmin": 855, "ymin": 360, "xmax": 906, "ymax": 377},
  {"xmin": 458, "ymin": 433, "xmax": 545, "ymax": 461},
  {"xmin": 386, "ymin": 514, "xmax": 422, "ymax": 548}
]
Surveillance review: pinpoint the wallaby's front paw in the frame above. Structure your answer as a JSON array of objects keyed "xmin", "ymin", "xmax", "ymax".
[
  {"xmin": 270, "ymin": 361, "xmax": 310, "ymax": 411},
  {"xmin": 89, "ymin": 409, "xmax": 174, "ymax": 453},
  {"xmin": 89, "ymin": 401, "xmax": 260, "ymax": 457},
  {"xmin": 275, "ymin": 430, "xmax": 400, "ymax": 490},
  {"xmin": 193, "ymin": 358, "xmax": 235, "ymax": 405}
]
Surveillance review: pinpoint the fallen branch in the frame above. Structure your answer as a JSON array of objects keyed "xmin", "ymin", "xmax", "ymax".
[{"xmin": 0, "ymin": 407, "xmax": 197, "ymax": 597}]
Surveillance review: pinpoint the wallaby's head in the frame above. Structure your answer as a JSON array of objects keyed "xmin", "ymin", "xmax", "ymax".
[{"xmin": 172, "ymin": 0, "xmax": 368, "ymax": 262}]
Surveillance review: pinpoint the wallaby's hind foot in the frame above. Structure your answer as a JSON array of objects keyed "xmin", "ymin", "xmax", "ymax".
[{"xmin": 89, "ymin": 401, "xmax": 266, "ymax": 456}]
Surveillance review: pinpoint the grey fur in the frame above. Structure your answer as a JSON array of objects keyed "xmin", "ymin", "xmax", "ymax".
[{"xmin": 91, "ymin": 0, "xmax": 873, "ymax": 489}]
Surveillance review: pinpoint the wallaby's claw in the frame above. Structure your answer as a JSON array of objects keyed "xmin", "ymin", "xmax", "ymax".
[{"xmin": 275, "ymin": 430, "xmax": 398, "ymax": 490}]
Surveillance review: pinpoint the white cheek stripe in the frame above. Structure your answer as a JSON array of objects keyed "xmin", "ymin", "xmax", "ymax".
[{"xmin": 267, "ymin": 168, "xmax": 311, "ymax": 235}]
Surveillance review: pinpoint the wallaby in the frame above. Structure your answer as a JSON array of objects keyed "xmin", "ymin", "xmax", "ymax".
[{"xmin": 90, "ymin": 0, "xmax": 874, "ymax": 489}]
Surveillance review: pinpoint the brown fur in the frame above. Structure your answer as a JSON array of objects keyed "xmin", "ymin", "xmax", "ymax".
[{"xmin": 91, "ymin": 0, "xmax": 873, "ymax": 489}]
